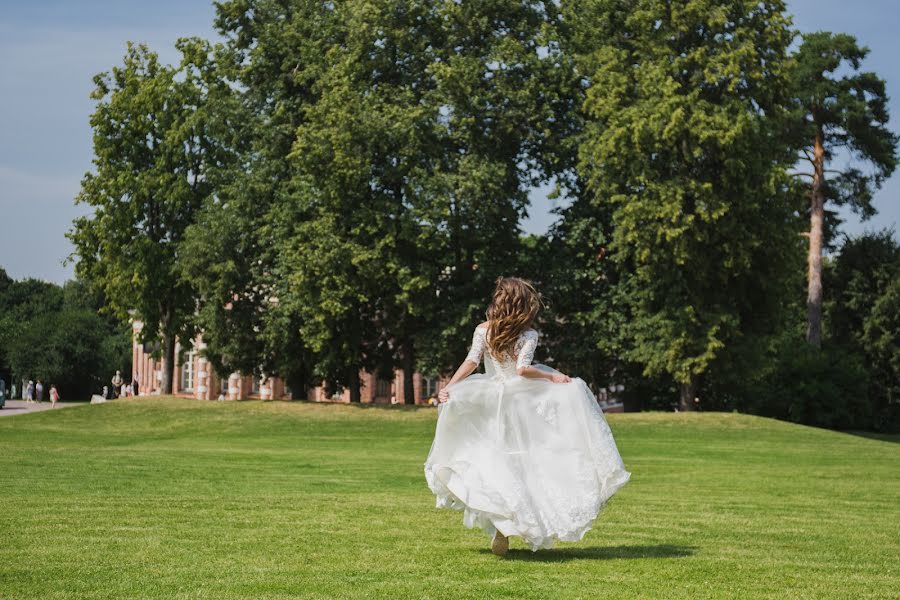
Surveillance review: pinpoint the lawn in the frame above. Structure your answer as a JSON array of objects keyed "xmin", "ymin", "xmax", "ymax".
[{"xmin": 0, "ymin": 397, "xmax": 898, "ymax": 599}]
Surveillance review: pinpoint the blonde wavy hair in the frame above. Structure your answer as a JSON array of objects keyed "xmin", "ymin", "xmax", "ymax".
[{"xmin": 485, "ymin": 277, "xmax": 543, "ymax": 361}]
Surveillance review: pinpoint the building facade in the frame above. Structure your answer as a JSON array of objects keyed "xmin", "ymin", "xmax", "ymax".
[{"xmin": 131, "ymin": 321, "xmax": 446, "ymax": 405}]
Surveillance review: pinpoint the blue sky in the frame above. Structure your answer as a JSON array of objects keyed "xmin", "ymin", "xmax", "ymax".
[{"xmin": 1, "ymin": 1, "xmax": 898, "ymax": 283}]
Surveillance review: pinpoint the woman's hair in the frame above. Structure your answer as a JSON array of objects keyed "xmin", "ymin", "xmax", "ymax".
[{"xmin": 485, "ymin": 277, "xmax": 543, "ymax": 361}]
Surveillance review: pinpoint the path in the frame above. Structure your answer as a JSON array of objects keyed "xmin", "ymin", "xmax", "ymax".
[{"xmin": 0, "ymin": 400, "xmax": 87, "ymax": 417}]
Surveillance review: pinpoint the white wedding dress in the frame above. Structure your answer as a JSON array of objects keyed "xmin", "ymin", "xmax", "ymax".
[{"xmin": 424, "ymin": 325, "xmax": 631, "ymax": 551}]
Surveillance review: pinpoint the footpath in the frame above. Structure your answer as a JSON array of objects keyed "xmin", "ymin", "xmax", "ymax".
[{"xmin": 0, "ymin": 400, "xmax": 87, "ymax": 417}]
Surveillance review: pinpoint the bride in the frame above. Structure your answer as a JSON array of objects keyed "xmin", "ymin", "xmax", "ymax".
[{"xmin": 424, "ymin": 277, "xmax": 631, "ymax": 555}]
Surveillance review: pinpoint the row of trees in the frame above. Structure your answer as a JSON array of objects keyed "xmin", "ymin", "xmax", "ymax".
[
  {"xmin": 0, "ymin": 269, "xmax": 130, "ymax": 399},
  {"xmin": 70, "ymin": 1, "xmax": 898, "ymax": 429}
]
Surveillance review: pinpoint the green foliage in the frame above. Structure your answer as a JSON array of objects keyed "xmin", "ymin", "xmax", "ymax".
[
  {"xmin": 180, "ymin": 1, "xmax": 336, "ymax": 389},
  {"xmin": 825, "ymin": 230, "xmax": 900, "ymax": 347},
  {"xmin": 68, "ymin": 40, "xmax": 236, "ymax": 392},
  {"xmin": 824, "ymin": 230, "xmax": 900, "ymax": 430},
  {"xmin": 0, "ymin": 276, "xmax": 129, "ymax": 399},
  {"xmin": 190, "ymin": 0, "xmax": 571, "ymax": 399},
  {"xmin": 700, "ymin": 230, "xmax": 900, "ymax": 432},
  {"xmin": 788, "ymin": 32, "xmax": 898, "ymax": 225},
  {"xmin": 519, "ymin": 199, "xmax": 627, "ymax": 390},
  {"xmin": 568, "ymin": 0, "xmax": 799, "ymax": 393},
  {"xmin": 863, "ymin": 278, "xmax": 900, "ymax": 428},
  {"xmin": 64, "ymin": 2, "xmax": 896, "ymax": 429},
  {"xmin": 787, "ymin": 31, "xmax": 898, "ymax": 346},
  {"xmin": 751, "ymin": 332, "xmax": 871, "ymax": 430}
]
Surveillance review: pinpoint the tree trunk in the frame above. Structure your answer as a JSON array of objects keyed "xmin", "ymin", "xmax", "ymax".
[
  {"xmin": 348, "ymin": 367, "xmax": 361, "ymax": 403},
  {"xmin": 160, "ymin": 330, "xmax": 176, "ymax": 395},
  {"xmin": 678, "ymin": 375, "xmax": 698, "ymax": 411},
  {"xmin": 402, "ymin": 339, "xmax": 415, "ymax": 405},
  {"xmin": 806, "ymin": 131, "xmax": 826, "ymax": 347}
]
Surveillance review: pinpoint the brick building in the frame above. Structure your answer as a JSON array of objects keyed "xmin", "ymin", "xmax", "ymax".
[{"xmin": 131, "ymin": 320, "xmax": 446, "ymax": 404}]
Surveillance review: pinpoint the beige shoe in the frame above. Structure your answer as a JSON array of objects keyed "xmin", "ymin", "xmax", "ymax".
[{"xmin": 491, "ymin": 531, "xmax": 509, "ymax": 556}]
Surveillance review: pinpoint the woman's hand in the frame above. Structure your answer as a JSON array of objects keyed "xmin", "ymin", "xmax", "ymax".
[
  {"xmin": 438, "ymin": 387, "xmax": 451, "ymax": 403},
  {"xmin": 550, "ymin": 373, "xmax": 571, "ymax": 384}
]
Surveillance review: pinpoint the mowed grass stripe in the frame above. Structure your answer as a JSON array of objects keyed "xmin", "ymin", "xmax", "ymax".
[{"xmin": 1, "ymin": 397, "xmax": 898, "ymax": 599}]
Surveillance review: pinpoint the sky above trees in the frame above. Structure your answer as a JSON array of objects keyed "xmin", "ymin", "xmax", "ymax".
[{"xmin": 1, "ymin": 0, "xmax": 898, "ymax": 283}]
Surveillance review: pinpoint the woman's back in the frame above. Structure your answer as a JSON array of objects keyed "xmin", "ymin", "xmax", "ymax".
[{"xmin": 466, "ymin": 323, "xmax": 539, "ymax": 378}]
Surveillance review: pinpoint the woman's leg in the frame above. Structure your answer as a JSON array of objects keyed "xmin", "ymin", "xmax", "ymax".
[{"xmin": 491, "ymin": 530, "xmax": 509, "ymax": 556}]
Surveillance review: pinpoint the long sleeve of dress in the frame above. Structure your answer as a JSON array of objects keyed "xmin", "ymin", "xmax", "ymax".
[
  {"xmin": 516, "ymin": 330, "xmax": 539, "ymax": 369},
  {"xmin": 465, "ymin": 327, "xmax": 487, "ymax": 366}
]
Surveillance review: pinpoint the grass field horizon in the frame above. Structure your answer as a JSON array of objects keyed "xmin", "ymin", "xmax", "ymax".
[{"xmin": 1, "ymin": 397, "xmax": 898, "ymax": 599}]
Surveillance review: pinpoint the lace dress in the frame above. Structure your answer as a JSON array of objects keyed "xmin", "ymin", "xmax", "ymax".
[{"xmin": 424, "ymin": 325, "xmax": 631, "ymax": 551}]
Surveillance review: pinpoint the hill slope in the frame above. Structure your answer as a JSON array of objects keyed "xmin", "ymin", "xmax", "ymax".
[{"xmin": 1, "ymin": 398, "xmax": 898, "ymax": 599}]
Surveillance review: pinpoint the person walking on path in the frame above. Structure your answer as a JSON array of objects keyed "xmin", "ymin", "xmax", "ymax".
[
  {"xmin": 35, "ymin": 380, "xmax": 44, "ymax": 403},
  {"xmin": 49, "ymin": 385, "xmax": 60, "ymax": 408},
  {"xmin": 25, "ymin": 381, "xmax": 34, "ymax": 404}
]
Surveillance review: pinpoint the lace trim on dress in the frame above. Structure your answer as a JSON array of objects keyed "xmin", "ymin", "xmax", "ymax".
[
  {"xmin": 464, "ymin": 326, "xmax": 538, "ymax": 371},
  {"xmin": 464, "ymin": 326, "xmax": 487, "ymax": 366},
  {"xmin": 515, "ymin": 330, "xmax": 538, "ymax": 369}
]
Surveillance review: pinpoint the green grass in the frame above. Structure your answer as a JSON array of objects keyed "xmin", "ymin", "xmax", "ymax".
[{"xmin": 1, "ymin": 398, "xmax": 898, "ymax": 599}]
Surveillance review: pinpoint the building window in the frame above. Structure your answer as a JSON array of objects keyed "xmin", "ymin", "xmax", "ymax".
[
  {"xmin": 376, "ymin": 378, "xmax": 392, "ymax": 397},
  {"xmin": 423, "ymin": 376, "xmax": 439, "ymax": 399},
  {"xmin": 180, "ymin": 351, "xmax": 196, "ymax": 392}
]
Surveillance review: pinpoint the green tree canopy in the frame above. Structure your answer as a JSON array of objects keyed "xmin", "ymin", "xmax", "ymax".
[
  {"xmin": 69, "ymin": 40, "xmax": 232, "ymax": 393},
  {"xmin": 0, "ymin": 276, "xmax": 130, "ymax": 399},
  {"xmin": 187, "ymin": 0, "xmax": 573, "ymax": 401},
  {"xmin": 825, "ymin": 229, "xmax": 900, "ymax": 428},
  {"xmin": 570, "ymin": 0, "xmax": 799, "ymax": 409}
]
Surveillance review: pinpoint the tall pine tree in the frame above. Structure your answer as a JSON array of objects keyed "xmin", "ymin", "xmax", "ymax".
[{"xmin": 787, "ymin": 32, "xmax": 897, "ymax": 347}]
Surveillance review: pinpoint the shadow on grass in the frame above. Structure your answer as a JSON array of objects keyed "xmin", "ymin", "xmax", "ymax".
[
  {"xmin": 479, "ymin": 543, "xmax": 697, "ymax": 562},
  {"xmin": 244, "ymin": 398, "xmax": 436, "ymax": 412},
  {"xmin": 843, "ymin": 431, "xmax": 900, "ymax": 444}
]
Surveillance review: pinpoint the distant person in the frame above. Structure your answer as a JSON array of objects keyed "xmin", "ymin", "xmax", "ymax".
[
  {"xmin": 35, "ymin": 380, "xmax": 44, "ymax": 402},
  {"xmin": 111, "ymin": 371, "xmax": 124, "ymax": 398},
  {"xmin": 131, "ymin": 378, "xmax": 140, "ymax": 397},
  {"xmin": 11, "ymin": 382, "xmax": 17, "ymax": 400},
  {"xmin": 102, "ymin": 385, "xmax": 111, "ymax": 400},
  {"xmin": 49, "ymin": 385, "xmax": 60, "ymax": 408},
  {"xmin": 25, "ymin": 381, "xmax": 34, "ymax": 403}
]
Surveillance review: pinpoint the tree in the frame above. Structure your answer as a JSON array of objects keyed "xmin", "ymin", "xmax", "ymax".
[
  {"xmin": 0, "ymin": 276, "xmax": 130, "ymax": 399},
  {"xmin": 69, "ymin": 40, "xmax": 230, "ymax": 393},
  {"xmin": 863, "ymin": 278, "xmax": 900, "ymax": 429},
  {"xmin": 569, "ymin": 0, "xmax": 799, "ymax": 409},
  {"xmin": 279, "ymin": 0, "xmax": 442, "ymax": 403},
  {"xmin": 0, "ymin": 268, "xmax": 11, "ymax": 379},
  {"xmin": 204, "ymin": 0, "xmax": 571, "ymax": 402},
  {"xmin": 415, "ymin": 0, "xmax": 576, "ymax": 381},
  {"xmin": 825, "ymin": 230, "xmax": 900, "ymax": 430},
  {"xmin": 787, "ymin": 32, "xmax": 898, "ymax": 346},
  {"xmin": 180, "ymin": 2, "xmax": 340, "ymax": 395},
  {"xmin": 0, "ymin": 268, "xmax": 11, "ymax": 296}
]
